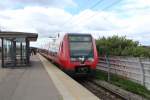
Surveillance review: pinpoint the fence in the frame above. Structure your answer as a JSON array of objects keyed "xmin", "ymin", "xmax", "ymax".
[{"xmin": 97, "ymin": 56, "xmax": 150, "ymax": 90}]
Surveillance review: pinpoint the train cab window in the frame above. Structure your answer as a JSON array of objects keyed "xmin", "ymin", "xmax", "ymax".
[{"xmin": 68, "ymin": 35, "xmax": 94, "ymax": 58}]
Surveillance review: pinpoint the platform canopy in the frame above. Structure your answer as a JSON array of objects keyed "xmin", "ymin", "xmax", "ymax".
[
  {"xmin": 0, "ymin": 31, "xmax": 38, "ymax": 41},
  {"xmin": 0, "ymin": 31, "xmax": 38, "ymax": 68}
]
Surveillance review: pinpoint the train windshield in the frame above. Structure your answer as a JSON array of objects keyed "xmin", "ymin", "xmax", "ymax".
[{"xmin": 69, "ymin": 35, "xmax": 93, "ymax": 58}]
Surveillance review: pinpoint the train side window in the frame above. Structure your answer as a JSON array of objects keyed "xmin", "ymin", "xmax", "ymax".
[{"xmin": 61, "ymin": 42, "xmax": 63, "ymax": 53}]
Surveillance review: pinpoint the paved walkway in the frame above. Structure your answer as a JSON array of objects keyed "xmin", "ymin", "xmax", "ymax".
[{"xmin": 0, "ymin": 55, "xmax": 61, "ymax": 100}]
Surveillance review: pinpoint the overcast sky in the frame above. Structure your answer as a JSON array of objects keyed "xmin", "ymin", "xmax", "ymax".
[{"xmin": 0, "ymin": 0, "xmax": 150, "ymax": 47}]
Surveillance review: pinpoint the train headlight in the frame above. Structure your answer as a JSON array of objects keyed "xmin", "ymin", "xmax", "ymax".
[
  {"xmin": 71, "ymin": 58, "xmax": 76, "ymax": 61},
  {"xmin": 88, "ymin": 58, "xmax": 94, "ymax": 62}
]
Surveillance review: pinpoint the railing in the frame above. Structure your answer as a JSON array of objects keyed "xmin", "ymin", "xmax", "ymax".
[{"xmin": 97, "ymin": 56, "xmax": 150, "ymax": 90}]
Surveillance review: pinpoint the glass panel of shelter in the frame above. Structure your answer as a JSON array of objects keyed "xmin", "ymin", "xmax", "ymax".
[
  {"xmin": 2, "ymin": 38, "xmax": 27, "ymax": 67},
  {"xmin": 16, "ymin": 38, "xmax": 26, "ymax": 66},
  {"xmin": 3, "ymin": 38, "xmax": 15, "ymax": 67},
  {"xmin": 22, "ymin": 42, "xmax": 26, "ymax": 65}
]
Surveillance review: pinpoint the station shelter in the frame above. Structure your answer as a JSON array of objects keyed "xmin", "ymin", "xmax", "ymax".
[{"xmin": 0, "ymin": 31, "xmax": 38, "ymax": 68}]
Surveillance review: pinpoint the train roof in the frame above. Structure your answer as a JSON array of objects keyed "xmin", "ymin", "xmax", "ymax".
[{"xmin": 65, "ymin": 33, "xmax": 92, "ymax": 36}]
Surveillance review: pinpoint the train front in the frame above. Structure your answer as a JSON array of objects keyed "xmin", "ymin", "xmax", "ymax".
[{"xmin": 66, "ymin": 34, "xmax": 98, "ymax": 76}]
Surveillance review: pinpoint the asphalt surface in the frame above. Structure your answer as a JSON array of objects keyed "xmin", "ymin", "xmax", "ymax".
[{"xmin": 0, "ymin": 55, "xmax": 61, "ymax": 100}]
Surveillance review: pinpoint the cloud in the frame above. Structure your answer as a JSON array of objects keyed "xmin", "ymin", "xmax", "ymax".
[
  {"xmin": 0, "ymin": 0, "xmax": 77, "ymax": 9},
  {"xmin": 114, "ymin": 0, "xmax": 150, "ymax": 15},
  {"xmin": 123, "ymin": 0, "xmax": 150, "ymax": 9},
  {"xmin": 0, "ymin": 2, "xmax": 150, "ymax": 47},
  {"xmin": 0, "ymin": 7, "xmax": 73, "ymax": 36}
]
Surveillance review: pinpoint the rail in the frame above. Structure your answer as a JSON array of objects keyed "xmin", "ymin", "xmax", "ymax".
[{"xmin": 78, "ymin": 79, "xmax": 126, "ymax": 100}]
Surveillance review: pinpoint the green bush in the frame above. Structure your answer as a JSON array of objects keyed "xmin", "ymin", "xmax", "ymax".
[{"xmin": 96, "ymin": 36, "xmax": 150, "ymax": 57}]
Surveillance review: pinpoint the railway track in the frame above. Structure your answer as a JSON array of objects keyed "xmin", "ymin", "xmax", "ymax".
[
  {"xmin": 41, "ymin": 54, "xmax": 142, "ymax": 100},
  {"xmin": 76, "ymin": 79, "xmax": 126, "ymax": 100}
]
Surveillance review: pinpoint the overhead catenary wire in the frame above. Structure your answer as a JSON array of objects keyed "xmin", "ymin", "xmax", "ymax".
[
  {"xmin": 73, "ymin": 0, "xmax": 122, "ymax": 26},
  {"xmin": 62, "ymin": 0, "xmax": 104, "ymax": 27}
]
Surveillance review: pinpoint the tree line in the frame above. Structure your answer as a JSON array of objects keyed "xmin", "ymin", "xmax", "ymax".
[{"xmin": 96, "ymin": 35, "xmax": 150, "ymax": 57}]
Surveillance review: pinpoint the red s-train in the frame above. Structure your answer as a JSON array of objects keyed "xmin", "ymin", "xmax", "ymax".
[{"xmin": 40, "ymin": 33, "xmax": 98, "ymax": 76}]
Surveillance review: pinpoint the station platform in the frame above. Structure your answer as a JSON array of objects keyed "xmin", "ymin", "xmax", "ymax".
[
  {"xmin": 0, "ymin": 55, "xmax": 61, "ymax": 100},
  {"xmin": 0, "ymin": 54, "xmax": 99, "ymax": 100}
]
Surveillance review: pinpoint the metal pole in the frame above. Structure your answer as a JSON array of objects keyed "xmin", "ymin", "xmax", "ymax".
[
  {"xmin": 20, "ymin": 42, "xmax": 22, "ymax": 64},
  {"xmin": 13, "ymin": 40, "xmax": 16, "ymax": 67},
  {"xmin": 26, "ymin": 38, "xmax": 30, "ymax": 64},
  {"xmin": 106, "ymin": 54, "xmax": 110, "ymax": 82},
  {"xmin": 1, "ymin": 37, "xmax": 4, "ymax": 67},
  {"xmin": 139, "ymin": 58, "xmax": 145, "ymax": 86}
]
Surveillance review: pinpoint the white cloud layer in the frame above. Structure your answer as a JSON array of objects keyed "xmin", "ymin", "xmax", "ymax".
[
  {"xmin": 0, "ymin": 0, "xmax": 77, "ymax": 9},
  {"xmin": 0, "ymin": 0, "xmax": 150, "ymax": 47}
]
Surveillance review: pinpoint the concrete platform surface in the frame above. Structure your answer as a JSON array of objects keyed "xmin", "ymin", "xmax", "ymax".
[
  {"xmin": 39, "ymin": 54, "xmax": 100, "ymax": 100},
  {"xmin": 0, "ymin": 55, "xmax": 61, "ymax": 100}
]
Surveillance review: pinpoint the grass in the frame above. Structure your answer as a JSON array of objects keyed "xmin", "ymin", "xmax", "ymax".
[{"xmin": 95, "ymin": 70, "xmax": 150, "ymax": 99}]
